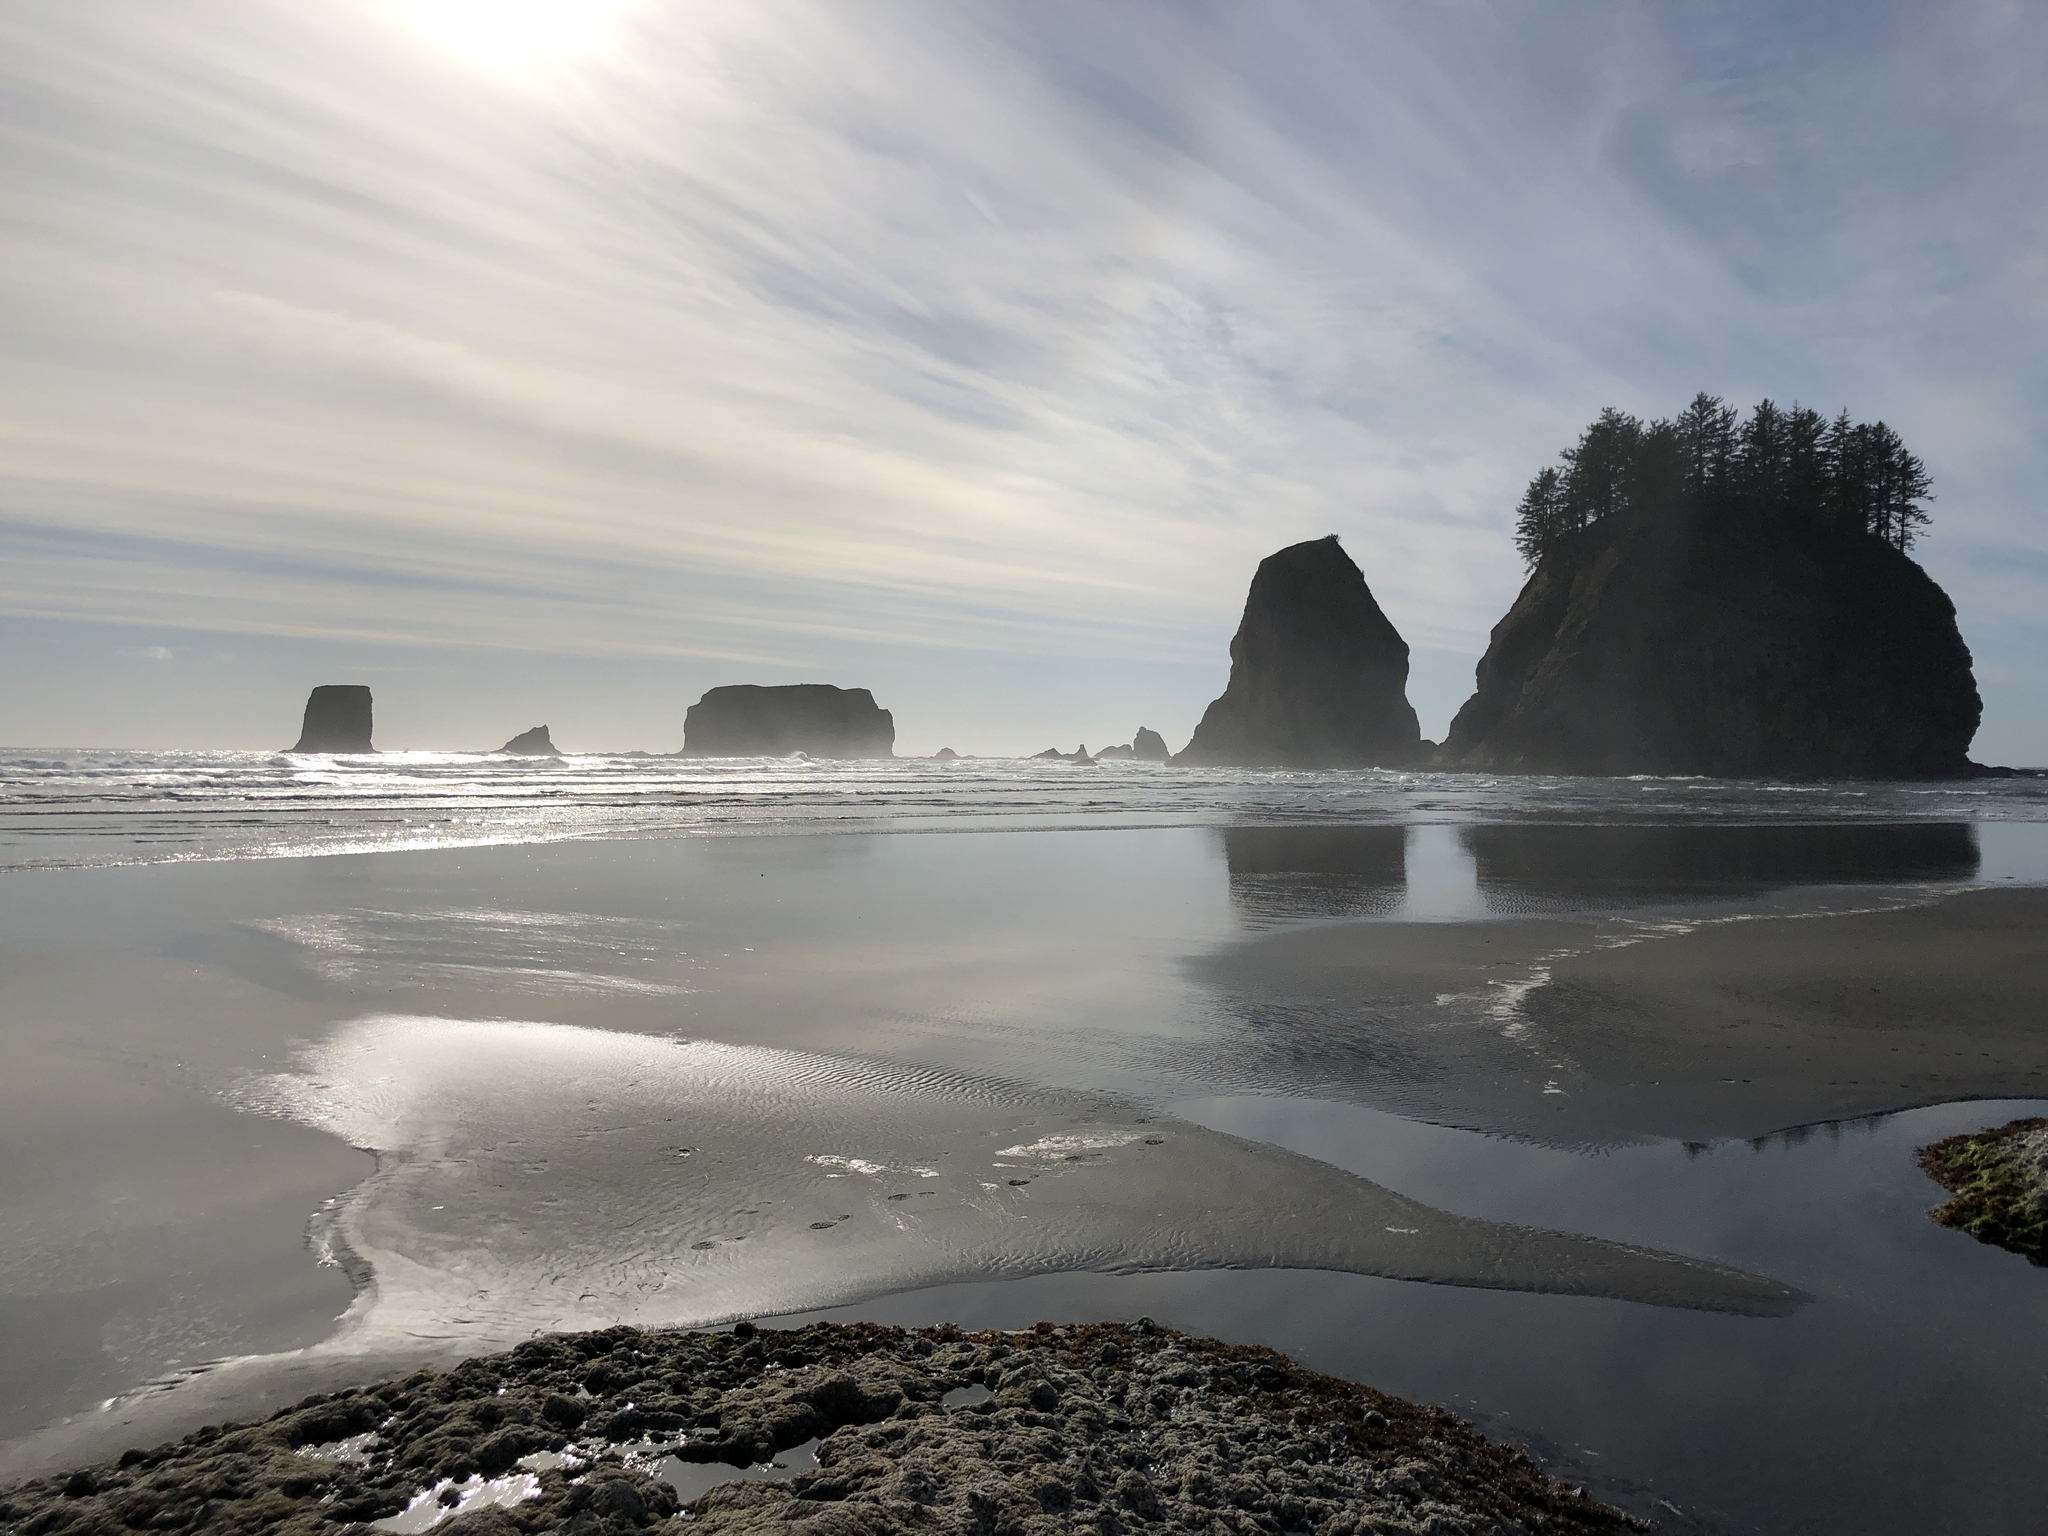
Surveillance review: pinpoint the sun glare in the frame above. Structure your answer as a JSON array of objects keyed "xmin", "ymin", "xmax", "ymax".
[{"xmin": 395, "ymin": 0, "xmax": 631, "ymax": 75}]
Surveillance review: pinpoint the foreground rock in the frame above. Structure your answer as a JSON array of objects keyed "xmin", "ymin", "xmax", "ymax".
[
  {"xmin": 497, "ymin": 726, "xmax": 562, "ymax": 756},
  {"xmin": 1443, "ymin": 508, "xmax": 1980, "ymax": 777},
  {"xmin": 683, "ymin": 686, "xmax": 895, "ymax": 759},
  {"xmin": 0, "ymin": 1322, "xmax": 1633, "ymax": 1536},
  {"xmin": 1178, "ymin": 538, "xmax": 1422, "ymax": 769},
  {"xmin": 1919, "ymin": 1117, "xmax": 2048, "ymax": 1265},
  {"xmin": 290, "ymin": 685, "xmax": 374, "ymax": 754}
]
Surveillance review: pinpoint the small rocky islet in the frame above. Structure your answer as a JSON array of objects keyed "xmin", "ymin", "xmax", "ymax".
[{"xmin": 0, "ymin": 1322, "xmax": 1634, "ymax": 1536}]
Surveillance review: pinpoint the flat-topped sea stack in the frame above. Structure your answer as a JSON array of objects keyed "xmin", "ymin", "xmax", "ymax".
[
  {"xmin": 289, "ymin": 684, "xmax": 374, "ymax": 753},
  {"xmin": 1176, "ymin": 537, "xmax": 1422, "ymax": 768},
  {"xmin": 683, "ymin": 684, "xmax": 895, "ymax": 759},
  {"xmin": 497, "ymin": 725, "xmax": 562, "ymax": 755},
  {"xmin": 1444, "ymin": 396, "xmax": 1982, "ymax": 777}
]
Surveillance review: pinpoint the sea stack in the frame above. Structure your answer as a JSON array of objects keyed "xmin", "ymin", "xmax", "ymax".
[
  {"xmin": 1176, "ymin": 537, "xmax": 1422, "ymax": 768},
  {"xmin": 1132, "ymin": 727, "xmax": 1171, "ymax": 762},
  {"xmin": 290, "ymin": 685, "xmax": 374, "ymax": 753},
  {"xmin": 1443, "ymin": 511, "xmax": 1981, "ymax": 777},
  {"xmin": 497, "ymin": 725, "xmax": 562, "ymax": 755},
  {"xmin": 683, "ymin": 684, "xmax": 895, "ymax": 759}
]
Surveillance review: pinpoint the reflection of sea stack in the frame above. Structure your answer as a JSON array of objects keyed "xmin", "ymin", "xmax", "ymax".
[
  {"xmin": 497, "ymin": 725, "xmax": 562, "ymax": 755},
  {"xmin": 683, "ymin": 684, "xmax": 895, "ymax": 759},
  {"xmin": 1443, "ymin": 509, "xmax": 1981, "ymax": 776},
  {"xmin": 290, "ymin": 685, "xmax": 374, "ymax": 753},
  {"xmin": 1177, "ymin": 537, "xmax": 1422, "ymax": 768}
]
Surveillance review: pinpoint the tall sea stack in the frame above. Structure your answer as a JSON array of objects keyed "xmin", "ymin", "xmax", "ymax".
[
  {"xmin": 683, "ymin": 684, "xmax": 895, "ymax": 759},
  {"xmin": 1176, "ymin": 537, "xmax": 1422, "ymax": 768},
  {"xmin": 291, "ymin": 685, "xmax": 374, "ymax": 753},
  {"xmin": 1443, "ymin": 510, "xmax": 1980, "ymax": 776}
]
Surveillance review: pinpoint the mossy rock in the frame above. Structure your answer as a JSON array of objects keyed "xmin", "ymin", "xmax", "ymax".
[{"xmin": 1918, "ymin": 1117, "xmax": 2048, "ymax": 1264}]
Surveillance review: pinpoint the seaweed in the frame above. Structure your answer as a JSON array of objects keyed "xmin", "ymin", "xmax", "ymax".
[{"xmin": 1917, "ymin": 1117, "xmax": 2048, "ymax": 1265}]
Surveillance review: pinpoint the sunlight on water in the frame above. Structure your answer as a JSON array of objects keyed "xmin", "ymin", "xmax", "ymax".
[{"xmin": 2, "ymin": 749, "xmax": 2042, "ymax": 870}]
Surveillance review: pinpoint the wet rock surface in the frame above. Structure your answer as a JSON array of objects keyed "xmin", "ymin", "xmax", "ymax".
[
  {"xmin": 1919, "ymin": 1116, "xmax": 2048, "ymax": 1264},
  {"xmin": 0, "ymin": 1322, "xmax": 1633, "ymax": 1535}
]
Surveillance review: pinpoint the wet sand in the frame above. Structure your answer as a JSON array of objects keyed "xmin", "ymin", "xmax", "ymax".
[
  {"xmin": 4, "ymin": 828, "xmax": 2047, "ymax": 1530},
  {"xmin": 1195, "ymin": 886, "xmax": 2048, "ymax": 1145},
  {"xmin": 0, "ymin": 952, "xmax": 368, "ymax": 1446}
]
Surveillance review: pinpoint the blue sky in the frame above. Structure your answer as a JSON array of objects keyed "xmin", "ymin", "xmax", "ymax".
[{"xmin": 3, "ymin": 0, "xmax": 2043, "ymax": 759}]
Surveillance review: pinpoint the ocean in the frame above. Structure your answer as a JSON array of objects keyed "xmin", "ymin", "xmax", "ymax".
[{"xmin": 4, "ymin": 749, "xmax": 2044, "ymax": 870}]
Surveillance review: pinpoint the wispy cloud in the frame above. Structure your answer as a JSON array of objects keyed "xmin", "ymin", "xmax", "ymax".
[{"xmin": 2, "ymin": 0, "xmax": 2044, "ymax": 748}]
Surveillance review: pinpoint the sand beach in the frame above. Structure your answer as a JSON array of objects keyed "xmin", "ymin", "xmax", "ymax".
[{"xmin": 3, "ymin": 807, "xmax": 2046, "ymax": 1531}]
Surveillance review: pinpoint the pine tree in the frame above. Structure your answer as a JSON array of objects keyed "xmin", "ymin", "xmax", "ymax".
[
  {"xmin": 1513, "ymin": 466, "xmax": 1567, "ymax": 568},
  {"xmin": 1673, "ymin": 392, "xmax": 1737, "ymax": 504},
  {"xmin": 1780, "ymin": 405, "xmax": 1830, "ymax": 518},
  {"xmin": 1559, "ymin": 407, "xmax": 1643, "ymax": 528},
  {"xmin": 1507, "ymin": 395, "xmax": 1931, "ymax": 565},
  {"xmin": 1820, "ymin": 410, "xmax": 1866, "ymax": 535},
  {"xmin": 1733, "ymin": 399, "xmax": 1789, "ymax": 511}
]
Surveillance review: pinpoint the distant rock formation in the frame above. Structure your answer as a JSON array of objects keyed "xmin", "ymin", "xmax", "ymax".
[
  {"xmin": 497, "ymin": 725, "xmax": 561, "ymax": 756},
  {"xmin": 1442, "ymin": 508, "xmax": 1982, "ymax": 777},
  {"xmin": 1132, "ymin": 727, "xmax": 1170, "ymax": 762},
  {"xmin": 1095, "ymin": 743, "xmax": 1135, "ymax": 760},
  {"xmin": 683, "ymin": 684, "xmax": 895, "ymax": 759},
  {"xmin": 1176, "ymin": 537, "xmax": 1422, "ymax": 768},
  {"xmin": 934, "ymin": 747, "xmax": 960, "ymax": 761},
  {"xmin": 1033, "ymin": 744, "xmax": 1095, "ymax": 763},
  {"xmin": 290, "ymin": 685, "xmax": 374, "ymax": 753}
]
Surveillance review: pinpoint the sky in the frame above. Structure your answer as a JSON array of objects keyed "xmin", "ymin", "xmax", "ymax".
[{"xmin": 2, "ymin": 0, "xmax": 2044, "ymax": 760}]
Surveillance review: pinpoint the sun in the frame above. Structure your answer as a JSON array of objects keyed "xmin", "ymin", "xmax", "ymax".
[{"xmin": 393, "ymin": 0, "xmax": 632, "ymax": 76}]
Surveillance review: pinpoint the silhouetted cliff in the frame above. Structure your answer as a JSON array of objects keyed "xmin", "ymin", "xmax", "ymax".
[
  {"xmin": 290, "ymin": 686, "xmax": 374, "ymax": 753},
  {"xmin": 1177, "ymin": 537, "xmax": 1421, "ymax": 768},
  {"xmin": 683, "ymin": 685, "xmax": 895, "ymax": 759},
  {"xmin": 1444, "ymin": 507, "xmax": 1980, "ymax": 777}
]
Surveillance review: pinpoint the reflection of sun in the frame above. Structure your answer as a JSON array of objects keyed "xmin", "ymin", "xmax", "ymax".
[{"xmin": 395, "ymin": 0, "xmax": 632, "ymax": 74}]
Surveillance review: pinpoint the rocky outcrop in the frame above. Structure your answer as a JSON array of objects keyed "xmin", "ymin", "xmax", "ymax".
[
  {"xmin": 1091, "ymin": 730, "xmax": 1170, "ymax": 762},
  {"xmin": 1919, "ymin": 1117, "xmax": 2048, "ymax": 1264},
  {"xmin": 683, "ymin": 685, "xmax": 894, "ymax": 759},
  {"xmin": 934, "ymin": 747, "xmax": 959, "ymax": 761},
  {"xmin": 1177, "ymin": 538, "xmax": 1422, "ymax": 768},
  {"xmin": 1443, "ymin": 507, "xmax": 1981, "ymax": 777},
  {"xmin": 1032, "ymin": 744, "xmax": 1094, "ymax": 763},
  {"xmin": 497, "ymin": 725, "xmax": 562, "ymax": 756},
  {"xmin": 0, "ymin": 1321, "xmax": 1637, "ymax": 1536},
  {"xmin": 289, "ymin": 685, "xmax": 373, "ymax": 753}
]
